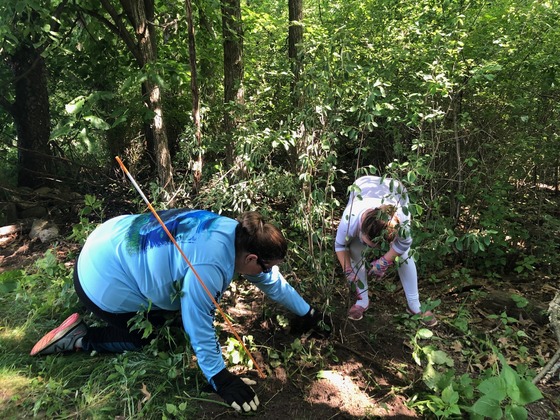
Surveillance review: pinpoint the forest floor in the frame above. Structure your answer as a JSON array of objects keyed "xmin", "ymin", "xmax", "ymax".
[
  {"xmin": 1, "ymin": 194, "xmax": 559, "ymax": 419},
  {"xmin": 195, "ymin": 269, "xmax": 560, "ymax": 419}
]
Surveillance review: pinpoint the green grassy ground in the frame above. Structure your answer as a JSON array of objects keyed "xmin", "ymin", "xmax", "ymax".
[{"xmin": 0, "ymin": 254, "xmax": 213, "ymax": 418}]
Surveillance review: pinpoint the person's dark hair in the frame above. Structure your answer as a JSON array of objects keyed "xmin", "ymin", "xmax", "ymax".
[
  {"xmin": 361, "ymin": 205, "xmax": 398, "ymax": 242},
  {"xmin": 235, "ymin": 211, "xmax": 287, "ymax": 261}
]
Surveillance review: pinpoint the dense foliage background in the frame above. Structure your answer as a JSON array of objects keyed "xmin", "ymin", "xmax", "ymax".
[
  {"xmin": 1, "ymin": 0, "xmax": 559, "ymax": 418},
  {"xmin": 2, "ymin": 0, "xmax": 559, "ymax": 277}
]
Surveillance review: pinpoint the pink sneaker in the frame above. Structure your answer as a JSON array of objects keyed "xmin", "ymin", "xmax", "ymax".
[
  {"xmin": 30, "ymin": 313, "xmax": 86, "ymax": 356},
  {"xmin": 348, "ymin": 304, "xmax": 368, "ymax": 321},
  {"xmin": 407, "ymin": 309, "xmax": 438, "ymax": 327}
]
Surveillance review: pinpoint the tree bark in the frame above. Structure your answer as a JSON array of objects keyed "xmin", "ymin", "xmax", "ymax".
[
  {"xmin": 1, "ymin": 2, "xmax": 68, "ymax": 188},
  {"xmin": 8, "ymin": 45, "xmax": 52, "ymax": 188},
  {"xmin": 288, "ymin": 0, "xmax": 304, "ymax": 170},
  {"xmin": 100, "ymin": 0, "xmax": 174, "ymax": 190},
  {"xmin": 221, "ymin": 0, "xmax": 244, "ymax": 167},
  {"xmin": 185, "ymin": 0, "xmax": 202, "ymax": 191},
  {"xmin": 289, "ymin": 0, "xmax": 304, "ymax": 107}
]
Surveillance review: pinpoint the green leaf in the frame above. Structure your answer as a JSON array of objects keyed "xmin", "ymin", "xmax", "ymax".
[
  {"xmin": 447, "ymin": 404, "xmax": 462, "ymax": 416},
  {"xmin": 50, "ymin": 123, "xmax": 73, "ymax": 138},
  {"xmin": 471, "ymin": 395, "xmax": 503, "ymax": 419},
  {"xmin": 428, "ymin": 350, "xmax": 454, "ymax": 367},
  {"xmin": 84, "ymin": 115, "xmax": 110, "ymax": 130},
  {"xmin": 413, "ymin": 203, "xmax": 423, "ymax": 216},
  {"xmin": 416, "ymin": 328, "xmax": 434, "ymax": 339},
  {"xmin": 422, "ymin": 363, "xmax": 440, "ymax": 390},
  {"xmin": 412, "ymin": 350, "xmax": 422, "ymax": 366},
  {"xmin": 66, "ymin": 96, "xmax": 86, "ymax": 114},
  {"xmin": 166, "ymin": 403, "xmax": 177, "ymax": 414},
  {"xmin": 516, "ymin": 379, "xmax": 543, "ymax": 405},
  {"xmin": 511, "ymin": 294, "xmax": 529, "ymax": 308},
  {"xmin": 423, "ymin": 363, "xmax": 455, "ymax": 392},
  {"xmin": 442, "ymin": 384, "xmax": 459, "ymax": 404},
  {"xmin": 470, "ymin": 240, "xmax": 479, "ymax": 253},
  {"xmin": 478, "ymin": 377, "xmax": 507, "ymax": 402},
  {"xmin": 505, "ymin": 404, "xmax": 528, "ymax": 420},
  {"xmin": 406, "ymin": 172, "xmax": 417, "ymax": 183},
  {"xmin": 500, "ymin": 364, "xmax": 521, "ymax": 401},
  {"xmin": 0, "ymin": 270, "xmax": 22, "ymax": 293}
]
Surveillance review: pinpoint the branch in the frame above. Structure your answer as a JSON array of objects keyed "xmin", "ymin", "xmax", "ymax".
[
  {"xmin": 533, "ymin": 291, "xmax": 560, "ymax": 384},
  {"xmin": 92, "ymin": 0, "xmax": 143, "ymax": 66},
  {"xmin": 549, "ymin": 291, "xmax": 560, "ymax": 342},
  {"xmin": 532, "ymin": 348, "xmax": 560, "ymax": 384},
  {"xmin": 47, "ymin": 0, "xmax": 70, "ymax": 35}
]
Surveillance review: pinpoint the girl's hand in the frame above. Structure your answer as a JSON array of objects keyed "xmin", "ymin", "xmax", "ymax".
[
  {"xmin": 368, "ymin": 256, "xmax": 392, "ymax": 277},
  {"xmin": 344, "ymin": 267, "xmax": 358, "ymax": 283}
]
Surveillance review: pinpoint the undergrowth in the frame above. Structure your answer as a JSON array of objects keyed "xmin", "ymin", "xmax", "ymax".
[
  {"xmin": 1, "ymin": 162, "xmax": 558, "ymax": 418},
  {"xmin": 1, "ymin": 236, "xmax": 553, "ymax": 418}
]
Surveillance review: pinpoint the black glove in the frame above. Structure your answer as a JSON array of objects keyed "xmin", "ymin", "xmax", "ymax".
[
  {"xmin": 212, "ymin": 368, "xmax": 259, "ymax": 412},
  {"xmin": 290, "ymin": 307, "xmax": 331, "ymax": 336}
]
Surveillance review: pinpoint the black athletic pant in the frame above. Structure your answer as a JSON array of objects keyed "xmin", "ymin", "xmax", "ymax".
[{"xmin": 73, "ymin": 257, "xmax": 176, "ymax": 353}]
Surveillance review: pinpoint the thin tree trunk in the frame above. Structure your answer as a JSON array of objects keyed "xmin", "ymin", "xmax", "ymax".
[
  {"xmin": 185, "ymin": 0, "xmax": 202, "ymax": 191},
  {"xmin": 101, "ymin": 0, "xmax": 173, "ymax": 190},
  {"xmin": 288, "ymin": 0, "xmax": 304, "ymax": 171},
  {"xmin": 289, "ymin": 0, "xmax": 303, "ymax": 108},
  {"xmin": 453, "ymin": 103, "xmax": 462, "ymax": 224},
  {"xmin": 555, "ymin": 161, "xmax": 558, "ymax": 195},
  {"xmin": 221, "ymin": 0, "xmax": 244, "ymax": 168},
  {"xmin": 9, "ymin": 45, "xmax": 52, "ymax": 188}
]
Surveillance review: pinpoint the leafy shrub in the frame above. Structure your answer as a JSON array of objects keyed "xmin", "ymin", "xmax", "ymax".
[{"xmin": 409, "ymin": 329, "xmax": 543, "ymax": 419}]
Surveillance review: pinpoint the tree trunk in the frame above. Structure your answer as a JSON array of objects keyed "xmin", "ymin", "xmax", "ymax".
[
  {"xmin": 221, "ymin": 0, "xmax": 244, "ymax": 167},
  {"xmin": 185, "ymin": 0, "xmax": 202, "ymax": 191},
  {"xmin": 288, "ymin": 0, "xmax": 304, "ymax": 170},
  {"xmin": 101, "ymin": 0, "xmax": 174, "ymax": 190},
  {"xmin": 8, "ymin": 45, "xmax": 53, "ymax": 188},
  {"xmin": 289, "ymin": 0, "xmax": 303, "ymax": 107},
  {"xmin": 128, "ymin": 0, "xmax": 173, "ymax": 190},
  {"xmin": 144, "ymin": 80, "xmax": 173, "ymax": 190}
]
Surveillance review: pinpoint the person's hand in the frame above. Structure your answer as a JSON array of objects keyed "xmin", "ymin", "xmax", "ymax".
[
  {"xmin": 344, "ymin": 267, "xmax": 358, "ymax": 283},
  {"xmin": 368, "ymin": 256, "xmax": 392, "ymax": 277},
  {"xmin": 212, "ymin": 368, "xmax": 259, "ymax": 412},
  {"xmin": 290, "ymin": 307, "xmax": 331, "ymax": 336}
]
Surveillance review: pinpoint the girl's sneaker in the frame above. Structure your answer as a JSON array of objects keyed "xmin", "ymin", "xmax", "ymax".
[
  {"xmin": 348, "ymin": 304, "xmax": 368, "ymax": 321},
  {"xmin": 407, "ymin": 308, "xmax": 438, "ymax": 327},
  {"xmin": 30, "ymin": 313, "xmax": 87, "ymax": 356}
]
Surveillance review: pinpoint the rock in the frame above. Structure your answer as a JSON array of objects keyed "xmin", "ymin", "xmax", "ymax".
[{"xmin": 29, "ymin": 219, "xmax": 59, "ymax": 243}]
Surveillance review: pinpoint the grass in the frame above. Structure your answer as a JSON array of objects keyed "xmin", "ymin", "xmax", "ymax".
[{"xmin": 0, "ymin": 255, "xmax": 208, "ymax": 419}]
